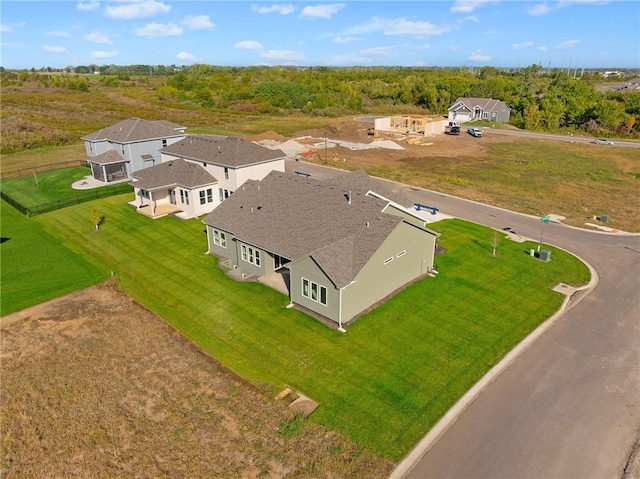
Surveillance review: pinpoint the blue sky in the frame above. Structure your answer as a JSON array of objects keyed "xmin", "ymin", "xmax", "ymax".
[{"xmin": 1, "ymin": 0, "xmax": 638, "ymax": 69}]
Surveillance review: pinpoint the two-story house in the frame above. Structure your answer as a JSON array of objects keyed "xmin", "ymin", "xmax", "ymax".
[
  {"xmin": 128, "ymin": 135, "xmax": 286, "ymax": 219},
  {"xmin": 82, "ymin": 117, "xmax": 186, "ymax": 183}
]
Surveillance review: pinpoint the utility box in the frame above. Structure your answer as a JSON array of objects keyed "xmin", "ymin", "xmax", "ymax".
[
  {"xmin": 600, "ymin": 214, "xmax": 609, "ymax": 223},
  {"xmin": 538, "ymin": 249, "xmax": 552, "ymax": 262}
]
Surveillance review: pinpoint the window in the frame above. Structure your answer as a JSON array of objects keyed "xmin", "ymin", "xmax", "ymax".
[
  {"xmin": 224, "ymin": 167, "xmax": 229, "ymax": 180},
  {"xmin": 219, "ymin": 188, "xmax": 231, "ymax": 202},
  {"xmin": 240, "ymin": 244, "xmax": 260, "ymax": 266},
  {"xmin": 206, "ymin": 188, "xmax": 213, "ymax": 203},
  {"xmin": 301, "ymin": 278, "xmax": 327, "ymax": 306},
  {"xmin": 397, "ymin": 250, "xmax": 406, "ymax": 258},
  {"xmin": 319, "ymin": 286, "xmax": 327, "ymax": 306},
  {"xmin": 384, "ymin": 257, "xmax": 393, "ymax": 265},
  {"xmin": 213, "ymin": 230, "xmax": 227, "ymax": 248},
  {"xmin": 162, "ymin": 139, "xmax": 167, "ymax": 147},
  {"xmin": 121, "ymin": 144, "xmax": 125, "ymax": 154},
  {"xmin": 180, "ymin": 189, "xmax": 189, "ymax": 205},
  {"xmin": 199, "ymin": 190, "xmax": 206, "ymax": 205},
  {"xmin": 140, "ymin": 189, "xmax": 150, "ymax": 199}
]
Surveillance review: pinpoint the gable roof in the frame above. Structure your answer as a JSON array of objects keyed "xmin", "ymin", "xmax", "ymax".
[
  {"xmin": 203, "ymin": 170, "xmax": 409, "ymax": 288},
  {"xmin": 161, "ymin": 135, "xmax": 286, "ymax": 168},
  {"xmin": 130, "ymin": 158, "xmax": 217, "ymax": 190},
  {"xmin": 449, "ymin": 98, "xmax": 510, "ymax": 112},
  {"xmin": 87, "ymin": 149, "xmax": 125, "ymax": 165},
  {"xmin": 326, "ymin": 169, "xmax": 411, "ymax": 207},
  {"xmin": 82, "ymin": 118, "xmax": 186, "ymax": 143}
]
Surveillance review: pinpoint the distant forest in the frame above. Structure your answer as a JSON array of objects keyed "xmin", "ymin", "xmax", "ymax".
[{"xmin": 2, "ymin": 64, "xmax": 639, "ymax": 138}]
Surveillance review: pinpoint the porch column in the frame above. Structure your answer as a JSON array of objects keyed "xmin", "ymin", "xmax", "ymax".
[{"xmin": 150, "ymin": 191, "xmax": 156, "ymax": 215}]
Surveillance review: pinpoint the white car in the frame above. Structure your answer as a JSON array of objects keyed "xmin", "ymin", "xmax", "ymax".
[
  {"xmin": 467, "ymin": 128, "xmax": 483, "ymax": 137},
  {"xmin": 593, "ymin": 138, "xmax": 613, "ymax": 145}
]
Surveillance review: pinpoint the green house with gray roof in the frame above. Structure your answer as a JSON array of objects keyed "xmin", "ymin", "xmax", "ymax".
[{"xmin": 202, "ymin": 170, "xmax": 440, "ymax": 328}]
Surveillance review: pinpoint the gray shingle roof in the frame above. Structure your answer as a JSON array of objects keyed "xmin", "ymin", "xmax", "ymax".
[
  {"xmin": 82, "ymin": 118, "xmax": 186, "ymax": 143},
  {"xmin": 326, "ymin": 169, "xmax": 411, "ymax": 207},
  {"xmin": 130, "ymin": 159, "xmax": 217, "ymax": 190},
  {"xmin": 450, "ymin": 98, "xmax": 510, "ymax": 112},
  {"xmin": 87, "ymin": 149, "xmax": 125, "ymax": 165},
  {"xmin": 203, "ymin": 171, "xmax": 403, "ymax": 288},
  {"xmin": 161, "ymin": 135, "xmax": 286, "ymax": 168}
]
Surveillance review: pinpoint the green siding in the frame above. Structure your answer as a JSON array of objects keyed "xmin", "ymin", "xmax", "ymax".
[
  {"xmin": 289, "ymin": 256, "xmax": 341, "ymax": 323},
  {"xmin": 341, "ymin": 221, "xmax": 436, "ymax": 322}
]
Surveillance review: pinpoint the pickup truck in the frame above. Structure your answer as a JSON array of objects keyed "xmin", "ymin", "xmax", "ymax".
[{"xmin": 467, "ymin": 127, "xmax": 482, "ymax": 137}]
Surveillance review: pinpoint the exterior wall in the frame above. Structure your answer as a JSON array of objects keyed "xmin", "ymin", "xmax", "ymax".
[
  {"xmin": 85, "ymin": 140, "xmax": 111, "ymax": 158},
  {"xmin": 340, "ymin": 222, "xmax": 436, "ymax": 323},
  {"xmin": 206, "ymin": 225, "xmax": 236, "ymax": 260},
  {"xmin": 192, "ymin": 186, "xmax": 218, "ymax": 217},
  {"xmin": 288, "ymin": 257, "xmax": 341, "ymax": 323},
  {"xmin": 235, "ymin": 159, "xmax": 285, "ymax": 186}
]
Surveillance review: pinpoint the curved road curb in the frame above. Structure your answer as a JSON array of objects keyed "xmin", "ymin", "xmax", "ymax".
[{"xmin": 390, "ymin": 252, "xmax": 600, "ymax": 479}]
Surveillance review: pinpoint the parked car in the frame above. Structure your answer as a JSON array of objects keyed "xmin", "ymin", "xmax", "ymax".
[
  {"xmin": 593, "ymin": 138, "xmax": 614, "ymax": 145},
  {"xmin": 467, "ymin": 127, "xmax": 483, "ymax": 138}
]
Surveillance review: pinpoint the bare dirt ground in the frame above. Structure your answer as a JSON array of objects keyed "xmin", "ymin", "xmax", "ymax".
[{"xmin": 0, "ymin": 282, "xmax": 393, "ymax": 478}]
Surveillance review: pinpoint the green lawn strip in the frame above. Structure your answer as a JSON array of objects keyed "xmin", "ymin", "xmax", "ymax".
[
  {"xmin": 0, "ymin": 167, "xmax": 133, "ymax": 212},
  {"xmin": 0, "ymin": 200, "xmax": 108, "ymax": 315},
  {"xmin": 34, "ymin": 199, "xmax": 590, "ymax": 460}
]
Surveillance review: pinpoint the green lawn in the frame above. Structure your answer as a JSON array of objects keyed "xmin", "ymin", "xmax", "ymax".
[
  {"xmin": 0, "ymin": 167, "xmax": 133, "ymax": 214},
  {"xmin": 28, "ymin": 195, "xmax": 589, "ymax": 460},
  {"xmin": 0, "ymin": 200, "xmax": 107, "ymax": 315}
]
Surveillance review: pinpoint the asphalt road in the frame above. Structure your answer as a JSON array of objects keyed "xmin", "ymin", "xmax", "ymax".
[{"xmin": 285, "ymin": 161, "xmax": 640, "ymax": 479}]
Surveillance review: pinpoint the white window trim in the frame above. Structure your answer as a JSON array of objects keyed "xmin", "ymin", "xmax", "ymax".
[
  {"xmin": 384, "ymin": 257, "xmax": 393, "ymax": 265},
  {"xmin": 240, "ymin": 244, "xmax": 260, "ymax": 266},
  {"xmin": 397, "ymin": 250, "xmax": 406, "ymax": 258},
  {"xmin": 213, "ymin": 230, "xmax": 227, "ymax": 248},
  {"xmin": 301, "ymin": 277, "xmax": 327, "ymax": 306}
]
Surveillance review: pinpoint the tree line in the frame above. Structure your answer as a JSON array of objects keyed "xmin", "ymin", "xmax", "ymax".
[{"xmin": 2, "ymin": 64, "xmax": 639, "ymax": 137}]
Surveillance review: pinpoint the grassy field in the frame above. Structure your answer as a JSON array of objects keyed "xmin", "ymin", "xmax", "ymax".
[
  {"xmin": 1, "ymin": 166, "xmax": 90, "ymax": 204},
  {"xmin": 0, "ymin": 201, "xmax": 107, "ymax": 315},
  {"xmin": 30, "ymin": 195, "xmax": 589, "ymax": 460}
]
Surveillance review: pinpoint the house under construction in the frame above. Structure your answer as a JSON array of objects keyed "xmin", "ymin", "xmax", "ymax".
[{"xmin": 373, "ymin": 115, "xmax": 447, "ymax": 137}]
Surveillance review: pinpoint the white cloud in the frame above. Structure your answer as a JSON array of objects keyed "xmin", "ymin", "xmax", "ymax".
[
  {"xmin": 47, "ymin": 31, "xmax": 72, "ymax": 38},
  {"xmin": 104, "ymin": 0, "xmax": 171, "ymax": 20},
  {"xmin": 135, "ymin": 23, "xmax": 182, "ymax": 37},
  {"xmin": 176, "ymin": 51, "xmax": 198, "ymax": 62},
  {"xmin": 464, "ymin": 15, "xmax": 479, "ymax": 22},
  {"xmin": 251, "ymin": 4, "xmax": 295, "ymax": 15},
  {"xmin": 451, "ymin": 0, "xmax": 496, "ymax": 14},
  {"xmin": 555, "ymin": 39, "xmax": 579, "ymax": 49},
  {"xmin": 183, "ymin": 15, "xmax": 214, "ymax": 31},
  {"xmin": 260, "ymin": 49, "xmax": 305, "ymax": 61},
  {"xmin": 43, "ymin": 45, "xmax": 67, "ymax": 54},
  {"xmin": 85, "ymin": 32, "xmax": 112, "ymax": 43},
  {"xmin": 1, "ymin": 22, "xmax": 26, "ymax": 33},
  {"xmin": 300, "ymin": 3, "xmax": 346, "ymax": 19},
  {"xmin": 77, "ymin": 1, "xmax": 100, "ymax": 11},
  {"xmin": 537, "ymin": 45, "xmax": 548, "ymax": 51},
  {"xmin": 333, "ymin": 36, "xmax": 359, "ymax": 44},
  {"xmin": 384, "ymin": 19, "xmax": 449, "ymax": 36},
  {"xmin": 234, "ymin": 40, "xmax": 263, "ymax": 50},
  {"xmin": 468, "ymin": 52, "xmax": 492, "ymax": 62},
  {"xmin": 512, "ymin": 41, "xmax": 534, "ymax": 49},
  {"xmin": 343, "ymin": 17, "xmax": 387, "ymax": 35},
  {"xmin": 361, "ymin": 46, "xmax": 395, "ymax": 57},
  {"xmin": 527, "ymin": 3, "xmax": 551, "ymax": 15},
  {"xmin": 558, "ymin": 0, "xmax": 609, "ymax": 6},
  {"xmin": 91, "ymin": 50, "xmax": 118, "ymax": 59}
]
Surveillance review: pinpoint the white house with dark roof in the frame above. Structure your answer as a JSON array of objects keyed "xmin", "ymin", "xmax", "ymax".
[
  {"xmin": 202, "ymin": 170, "xmax": 440, "ymax": 327},
  {"xmin": 448, "ymin": 98, "xmax": 511, "ymax": 123},
  {"xmin": 82, "ymin": 117, "xmax": 186, "ymax": 183},
  {"xmin": 128, "ymin": 134, "xmax": 286, "ymax": 219}
]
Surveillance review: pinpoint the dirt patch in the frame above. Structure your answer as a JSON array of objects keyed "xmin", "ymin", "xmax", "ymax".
[{"xmin": 0, "ymin": 283, "xmax": 393, "ymax": 478}]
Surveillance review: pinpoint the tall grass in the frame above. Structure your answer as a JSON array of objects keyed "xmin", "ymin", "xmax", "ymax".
[{"xmin": 32, "ymin": 196, "xmax": 589, "ymax": 459}]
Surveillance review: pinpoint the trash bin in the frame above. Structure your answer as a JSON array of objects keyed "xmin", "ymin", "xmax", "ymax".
[{"xmin": 530, "ymin": 249, "xmax": 536, "ymax": 257}]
